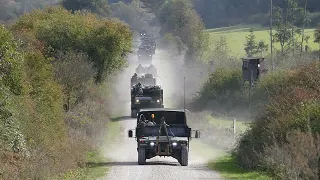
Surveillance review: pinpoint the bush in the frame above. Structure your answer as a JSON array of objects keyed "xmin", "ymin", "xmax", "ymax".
[
  {"xmin": 1, "ymin": 6, "xmax": 132, "ymax": 179},
  {"xmin": 11, "ymin": 6, "xmax": 132, "ymax": 83},
  {"xmin": 192, "ymin": 68, "xmax": 247, "ymax": 116},
  {"xmin": 234, "ymin": 62, "xmax": 320, "ymax": 179}
]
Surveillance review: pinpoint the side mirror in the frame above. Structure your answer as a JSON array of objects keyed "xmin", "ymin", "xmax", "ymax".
[
  {"xmin": 128, "ymin": 130, "xmax": 133, "ymax": 138},
  {"xmin": 195, "ymin": 130, "xmax": 200, "ymax": 138}
]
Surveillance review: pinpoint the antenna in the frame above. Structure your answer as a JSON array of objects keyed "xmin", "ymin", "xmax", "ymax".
[{"xmin": 184, "ymin": 76, "xmax": 186, "ymax": 111}]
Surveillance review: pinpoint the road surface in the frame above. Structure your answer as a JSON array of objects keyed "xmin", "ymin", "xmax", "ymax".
[{"xmin": 101, "ymin": 48, "xmax": 222, "ymax": 180}]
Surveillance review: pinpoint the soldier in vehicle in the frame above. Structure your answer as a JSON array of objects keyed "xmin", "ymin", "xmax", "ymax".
[
  {"xmin": 138, "ymin": 87, "xmax": 143, "ymax": 95},
  {"xmin": 138, "ymin": 114, "xmax": 147, "ymax": 127},
  {"xmin": 146, "ymin": 113, "xmax": 156, "ymax": 126}
]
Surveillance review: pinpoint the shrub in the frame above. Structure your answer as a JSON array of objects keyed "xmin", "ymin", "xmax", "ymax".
[
  {"xmin": 11, "ymin": 6, "xmax": 132, "ymax": 83},
  {"xmin": 192, "ymin": 67, "xmax": 247, "ymax": 116},
  {"xmin": 234, "ymin": 62, "xmax": 320, "ymax": 179}
]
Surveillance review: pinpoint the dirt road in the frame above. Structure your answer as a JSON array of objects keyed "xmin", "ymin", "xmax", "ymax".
[{"xmin": 101, "ymin": 48, "xmax": 222, "ymax": 180}]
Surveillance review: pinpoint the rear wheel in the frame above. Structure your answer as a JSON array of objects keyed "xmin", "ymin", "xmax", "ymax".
[
  {"xmin": 138, "ymin": 147, "xmax": 146, "ymax": 165},
  {"xmin": 180, "ymin": 146, "xmax": 188, "ymax": 166}
]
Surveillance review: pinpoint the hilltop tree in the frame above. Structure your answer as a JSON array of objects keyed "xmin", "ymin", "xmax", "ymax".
[
  {"xmin": 139, "ymin": 0, "xmax": 166, "ymax": 13},
  {"xmin": 158, "ymin": 0, "xmax": 209, "ymax": 62},
  {"xmin": 62, "ymin": 0, "xmax": 110, "ymax": 16},
  {"xmin": 244, "ymin": 29, "xmax": 268, "ymax": 57},
  {"xmin": 244, "ymin": 29, "xmax": 258, "ymax": 57}
]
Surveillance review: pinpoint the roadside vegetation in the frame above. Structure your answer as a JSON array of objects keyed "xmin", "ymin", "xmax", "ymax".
[
  {"xmin": 191, "ymin": 0, "xmax": 320, "ymax": 179},
  {"xmin": 0, "ymin": 4, "xmax": 132, "ymax": 179}
]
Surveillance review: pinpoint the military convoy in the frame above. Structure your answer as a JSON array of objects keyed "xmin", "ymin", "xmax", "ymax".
[
  {"xmin": 128, "ymin": 30, "xmax": 201, "ymax": 166},
  {"xmin": 128, "ymin": 108, "xmax": 200, "ymax": 166}
]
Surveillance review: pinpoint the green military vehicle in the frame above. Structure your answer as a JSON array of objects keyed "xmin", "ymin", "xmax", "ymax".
[
  {"xmin": 128, "ymin": 108, "xmax": 200, "ymax": 166},
  {"xmin": 130, "ymin": 84, "xmax": 164, "ymax": 118},
  {"xmin": 131, "ymin": 73, "xmax": 156, "ymax": 87}
]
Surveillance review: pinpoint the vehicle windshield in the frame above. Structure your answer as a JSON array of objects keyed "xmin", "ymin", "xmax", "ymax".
[
  {"xmin": 138, "ymin": 125, "xmax": 189, "ymax": 137},
  {"xmin": 140, "ymin": 89, "xmax": 161, "ymax": 97}
]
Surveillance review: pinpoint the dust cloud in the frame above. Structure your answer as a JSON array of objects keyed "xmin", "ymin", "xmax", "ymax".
[{"xmin": 105, "ymin": 32, "xmax": 236, "ymax": 164}]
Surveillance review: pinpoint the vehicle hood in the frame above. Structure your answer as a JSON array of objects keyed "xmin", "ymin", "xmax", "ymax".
[
  {"xmin": 135, "ymin": 96, "xmax": 153, "ymax": 101},
  {"xmin": 143, "ymin": 136, "xmax": 188, "ymax": 142}
]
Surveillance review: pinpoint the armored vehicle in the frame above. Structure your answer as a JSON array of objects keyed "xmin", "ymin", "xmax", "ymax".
[
  {"xmin": 136, "ymin": 64, "xmax": 157, "ymax": 77},
  {"xmin": 131, "ymin": 73, "xmax": 156, "ymax": 87},
  {"xmin": 128, "ymin": 108, "xmax": 200, "ymax": 166},
  {"xmin": 139, "ymin": 30, "xmax": 147, "ymax": 39},
  {"xmin": 130, "ymin": 84, "xmax": 163, "ymax": 118},
  {"xmin": 137, "ymin": 45, "xmax": 153, "ymax": 63},
  {"xmin": 141, "ymin": 38, "xmax": 156, "ymax": 54}
]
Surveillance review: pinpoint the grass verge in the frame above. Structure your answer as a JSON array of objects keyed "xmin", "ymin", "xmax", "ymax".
[
  {"xmin": 53, "ymin": 120, "xmax": 121, "ymax": 180},
  {"xmin": 207, "ymin": 26, "xmax": 317, "ymax": 56},
  {"xmin": 208, "ymin": 155, "xmax": 272, "ymax": 180},
  {"xmin": 205, "ymin": 115, "xmax": 250, "ymax": 135}
]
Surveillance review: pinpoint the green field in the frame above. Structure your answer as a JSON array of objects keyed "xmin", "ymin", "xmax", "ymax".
[{"xmin": 207, "ymin": 25, "xmax": 318, "ymax": 56}]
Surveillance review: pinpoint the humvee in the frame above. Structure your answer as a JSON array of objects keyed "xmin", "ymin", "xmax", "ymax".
[
  {"xmin": 128, "ymin": 108, "xmax": 200, "ymax": 166},
  {"xmin": 141, "ymin": 38, "xmax": 156, "ymax": 54},
  {"xmin": 137, "ymin": 45, "xmax": 153, "ymax": 63},
  {"xmin": 130, "ymin": 85, "xmax": 164, "ymax": 118}
]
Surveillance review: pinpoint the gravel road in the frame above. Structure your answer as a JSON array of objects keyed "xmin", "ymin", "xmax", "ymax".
[{"xmin": 101, "ymin": 48, "xmax": 222, "ymax": 180}]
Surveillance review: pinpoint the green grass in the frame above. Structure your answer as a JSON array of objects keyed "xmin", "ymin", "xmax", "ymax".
[
  {"xmin": 209, "ymin": 155, "xmax": 272, "ymax": 180},
  {"xmin": 56, "ymin": 151, "xmax": 109, "ymax": 180},
  {"xmin": 208, "ymin": 25, "xmax": 318, "ymax": 56},
  {"xmin": 191, "ymin": 139, "xmax": 271, "ymax": 180}
]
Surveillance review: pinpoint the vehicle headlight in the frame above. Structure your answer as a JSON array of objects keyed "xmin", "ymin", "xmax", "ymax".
[
  {"xmin": 172, "ymin": 142, "xmax": 177, "ymax": 147},
  {"xmin": 150, "ymin": 142, "xmax": 155, "ymax": 146},
  {"xmin": 149, "ymin": 54, "xmax": 152, "ymax": 56},
  {"xmin": 135, "ymin": 99, "xmax": 140, "ymax": 104},
  {"xmin": 156, "ymin": 99, "xmax": 160, "ymax": 103}
]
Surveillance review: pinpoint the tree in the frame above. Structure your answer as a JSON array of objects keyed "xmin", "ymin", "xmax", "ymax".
[
  {"xmin": 257, "ymin": 40, "xmax": 269, "ymax": 57},
  {"xmin": 158, "ymin": 0, "xmax": 209, "ymax": 62},
  {"xmin": 139, "ymin": 0, "xmax": 166, "ymax": 13},
  {"xmin": 244, "ymin": 29, "xmax": 268, "ymax": 57},
  {"xmin": 62, "ymin": 0, "xmax": 110, "ymax": 17},
  {"xmin": 244, "ymin": 29, "xmax": 258, "ymax": 57},
  {"xmin": 273, "ymin": 6, "xmax": 293, "ymax": 53}
]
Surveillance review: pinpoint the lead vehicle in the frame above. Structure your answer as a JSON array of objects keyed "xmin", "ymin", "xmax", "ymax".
[{"xmin": 128, "ymin": 108, "xmax": 200, "ymax": 166}]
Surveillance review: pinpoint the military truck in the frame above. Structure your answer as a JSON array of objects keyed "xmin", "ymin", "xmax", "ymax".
[
  {"xmin": 131, "ymin": 73, "xmax": 156, "ymax": 87},
  {"xmin": 130, "ymin": 84, "xmax": 164, "ymax": 118},
  {"xmin": 135, "ymin": 64, "xmax": 157, "ymax": 77},
  {"xmin": 137, "ymin": 45, "xmax": 153, "ymax": 63},
  {"xmin": 128, "ymin": 108, "xmax": 200, "ymax": 166},
  {"xmin": 141, "ymin": 38, "xmax": 156, "ymax": 54}
]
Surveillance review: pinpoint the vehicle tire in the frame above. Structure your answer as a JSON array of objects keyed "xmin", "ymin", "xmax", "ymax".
[
  {"xmin": 138, "ymin": 147, "xmax": 146, "ymax": 165},
  {"xmin": 180, "ymin": 146, "xmax": 188, "ymax": 166}
]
